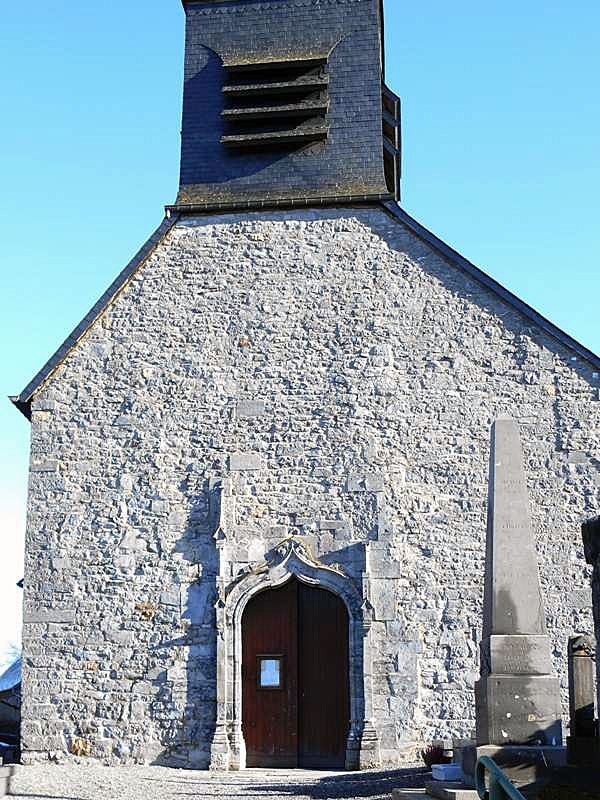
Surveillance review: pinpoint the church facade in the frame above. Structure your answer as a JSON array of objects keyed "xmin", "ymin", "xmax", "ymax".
[{"xmin": 14, "ymin": 0, "xmax": 600, "ymax": 770}]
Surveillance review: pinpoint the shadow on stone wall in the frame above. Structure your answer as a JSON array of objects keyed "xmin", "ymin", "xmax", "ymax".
[{"xmin": 152, "ymin": 479, "xmax": 220, "ymax": 768}]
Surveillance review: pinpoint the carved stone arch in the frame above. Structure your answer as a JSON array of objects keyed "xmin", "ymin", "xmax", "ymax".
[{"xmin": 209, "ymin": 537, "xmax": 381, "ymax": 770}]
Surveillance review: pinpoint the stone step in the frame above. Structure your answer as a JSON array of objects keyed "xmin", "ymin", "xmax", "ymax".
[
  {"xmin": 425, "ymin": 781, "xmax": 479, "ymax": 800},
  {"xmin": 391, "ymin": 791, "xmax": 434, "ymax": 800}
]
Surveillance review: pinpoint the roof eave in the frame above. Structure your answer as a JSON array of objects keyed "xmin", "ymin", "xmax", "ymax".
[
  {"xmin": 10, "ymin": 396, "xmax": 31, "ymax": 421},
  {"xmin": 11, "ymin": 213, "xmax": 179, "ymax": 422},
  {"xmin": 381, "ymin": 201, "xmax": 600, "ymax": 372}
]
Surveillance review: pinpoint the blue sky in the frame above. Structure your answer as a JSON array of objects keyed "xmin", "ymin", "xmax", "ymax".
[{"xmin": 0, "ymin": 1, "xmax": 598, "ymax": 663}]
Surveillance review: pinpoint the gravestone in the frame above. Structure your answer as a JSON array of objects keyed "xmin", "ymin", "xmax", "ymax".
[
  {"xmin": 475, "ymin": 416, "xmax": 562, "ymax": 747},
  {"xmin": 567, "ymin": 635, "xmax": 599, "ymax": 767},
  {"xmin": 582, "ymin": 517, "xmax": 600, "ymax": 716}
]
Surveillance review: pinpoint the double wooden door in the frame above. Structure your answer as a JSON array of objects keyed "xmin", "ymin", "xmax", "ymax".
[{"xmin": 242, "ymin": 578, "xmax": 350, "ymax": 768}]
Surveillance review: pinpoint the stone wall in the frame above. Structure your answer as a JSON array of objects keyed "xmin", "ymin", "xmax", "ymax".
[{"xmin": 21, "ymin": 206, "xmax": 600, "ymax": 766}]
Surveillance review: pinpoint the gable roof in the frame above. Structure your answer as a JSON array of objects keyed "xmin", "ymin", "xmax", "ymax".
[{"xmin": 10, "ymin": 201, "xmax": 600, "ymax": 420}]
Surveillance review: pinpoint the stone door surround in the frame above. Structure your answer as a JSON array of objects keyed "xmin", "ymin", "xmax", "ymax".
[{"xmin": 210, "ymin": 535, "xmax": 381, "ymax": 770}]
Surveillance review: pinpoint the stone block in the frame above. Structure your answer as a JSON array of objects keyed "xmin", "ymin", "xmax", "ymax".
[
  {"xmin": 23, "ymin": 609, "xmax": 75, "ymax": 624},
  {"xmin": 113, "ymin": 415, "xmax": 133, "ymax": 427},
  {"xmin": 365, "ymin": 474, "xmax": 385, "ymax": 492},
  {"xmin": 247, "ymin": 538, "xmax": 265, "ymax": 561},
  {"xmin": 371, "ymin": 579, "xmax": 396, "ymax": 621},
  {"xmin": 115, "ymin": 554, "xmax": 135, "ymax": 571},
  {"xmin": 168, "ymin": 510, "xmax": 187, "ymax": 528},
  {"xmin": 236, "ymin": 400, "xmax": 266, "ymax": 418},
  {"xmin": 229, "ymin": 452, "xmax": 263, "ymax": 471},
  {"xmin": 568, "ymin": 450, "xmax": 588, "ymax": 464},
  {"xmin": 110, "ymin": 629, "xmax": 135, "ymax": 646},
  {"xmin": 346, "ymin": 475, "xmax": 365, "ymax": 492},
  {"xmin": 160, "ymin": 590, "xmax": 180, "ymax": 607},
  {"xmin": 318, "ymin": 519, "xmax": 345, "ymax": 531},
  {"xmin": 0, "ymin": 766, "xmax": 13, "ymax": 796},
  {"xmin": 30, "ymin": 461, "xmax": 60, "ymax": 473},
  {"xmin": 425, "ymin": 782, "xmax": 477, "ymax": 800},
  {"xmin": 167, "ymin": 666, "xmax": 186, "ymax": 681}
]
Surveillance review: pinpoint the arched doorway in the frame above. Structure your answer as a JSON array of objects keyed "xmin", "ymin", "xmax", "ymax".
[{"xmin": 242, "ymin": 577, "xmax": 350, "ymax": 768}]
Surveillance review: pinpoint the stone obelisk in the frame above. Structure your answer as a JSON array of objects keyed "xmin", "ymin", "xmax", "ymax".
[{"xmin": 475, "ymin": 416, "xmax": 562, "ymax": 746}]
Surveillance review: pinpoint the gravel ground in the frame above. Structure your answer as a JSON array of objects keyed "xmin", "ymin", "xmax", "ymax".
[{"xmin": 9, "ymin": 763, "xmax": 429, "ymax": 800}]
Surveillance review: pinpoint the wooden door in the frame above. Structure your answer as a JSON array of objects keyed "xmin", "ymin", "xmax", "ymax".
[
  {"xmin": 242, "ymin": 579, "xmax": 298, "ymax": 767},
  {"xmin": 298, "ymin": 582, "xmax": 349, "ymax": 768},
  {"xmin": 242, "ymin": 578, "xmax": 349, "ymax": 769}
]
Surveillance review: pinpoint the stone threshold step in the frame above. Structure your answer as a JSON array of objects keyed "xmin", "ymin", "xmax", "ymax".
[{"xmin": 392, "ymin": 784, "xmax": 479, "ymax": 800}]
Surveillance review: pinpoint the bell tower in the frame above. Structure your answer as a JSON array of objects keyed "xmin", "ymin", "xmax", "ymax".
[{"xmin": 171, "ymin": 0, "xmax": 400, "ymax": 212}]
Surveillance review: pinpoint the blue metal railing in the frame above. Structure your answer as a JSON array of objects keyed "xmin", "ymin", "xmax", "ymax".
[{"xmin": 476, "ymin": 756, "xmax": 526, "ymax": 800}]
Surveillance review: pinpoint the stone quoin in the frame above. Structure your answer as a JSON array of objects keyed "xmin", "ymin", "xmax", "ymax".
[{"xmin": 12, "ymin": 0, "xmax": 600, "ymax": 770}]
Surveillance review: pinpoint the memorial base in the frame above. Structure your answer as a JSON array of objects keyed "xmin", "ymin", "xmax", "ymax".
[{"xmin": 475, "ymin": 674, "xmax": 563, "ymax": 746}]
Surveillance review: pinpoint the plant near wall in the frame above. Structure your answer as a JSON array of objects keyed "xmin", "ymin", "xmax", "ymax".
[
  {"xmin": 421, "ymin": 743, "xmax": 451, "ymax": 769},
  {"xmin": 135, "ymin": 602, "xmax": 157, "ymax": 621},
  {"xmin": 70, "ymin": 737, "xmax": 92, "ymax": 757}
]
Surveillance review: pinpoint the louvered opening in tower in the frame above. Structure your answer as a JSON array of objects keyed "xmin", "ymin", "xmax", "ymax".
[
  {"xmin": 221, "ymin": 57, "xmax": 330, "ymax": 150},
  {"xmin": 382, "ymin": 84, "xmax": 401, "ymax": 200}
]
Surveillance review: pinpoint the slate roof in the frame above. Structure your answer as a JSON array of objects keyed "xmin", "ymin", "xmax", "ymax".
[
  {"xmin": 179, "ymin": 1, "xmax": 388, "ymax": 76},
  {"xmin": 10, "ymin": 201, "xmax": 600, "ymax": 420}
]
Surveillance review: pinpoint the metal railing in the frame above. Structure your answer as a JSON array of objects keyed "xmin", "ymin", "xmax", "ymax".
[{"xmin": 476, "ymin": 756, "xmax": 526, "ymax": 800}]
